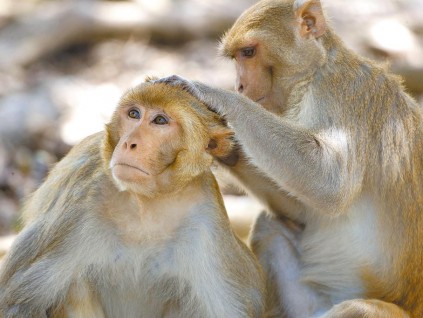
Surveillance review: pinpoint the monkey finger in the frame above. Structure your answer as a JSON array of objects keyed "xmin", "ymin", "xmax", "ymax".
[
  {"xmin": 154, "ymin": 75, "xmax": 193, "ymax": 91},
  {"xmin": 154, "ymin": 75, "xmax": 228, "ymax": 118},
  {"xmin": 154, "ymin": 75, "xmax": 203, "ymax": 100},
  {"xmin": 153, "ymin": 74, "xmax": 185, "ymax": 84}
]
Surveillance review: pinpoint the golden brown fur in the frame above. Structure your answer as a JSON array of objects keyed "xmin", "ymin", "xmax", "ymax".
[
  {"xmin": 156, "ymin": 0, "xmax": 423, "ymax": 316},
  {"xmin": 0, "ymin": 82, "xmax": 265, "ymax": 317}
]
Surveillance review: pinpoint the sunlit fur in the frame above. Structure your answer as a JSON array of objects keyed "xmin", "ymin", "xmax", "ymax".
[
  {"xmin": 103, "ymin": 82, "xmax": 233, "ymax": 197},
  {"xmin": 158, "ymin": 0, "xmax": 423, "ymax": 317},
  {"xmin": 0, "ymin": 82, "xmax": 265, "ymax": 317}
]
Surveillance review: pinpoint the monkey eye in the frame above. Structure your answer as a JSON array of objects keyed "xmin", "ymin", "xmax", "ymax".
[
  {"xmin": 152, "ymin": 115, "xmax": 169, "ymax": 125},
  {"xmin": 128, "ymin": 108, "xmax": 141, "ymax": 119},
  {"xmin": 241, "ymin": 47, "xmax": 256, "ymax": 58}
]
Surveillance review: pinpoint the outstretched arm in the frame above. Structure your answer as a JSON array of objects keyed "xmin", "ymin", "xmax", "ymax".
[{"xmin": 156, "ymin": 76, "xmax": 356, "ymax": 214}]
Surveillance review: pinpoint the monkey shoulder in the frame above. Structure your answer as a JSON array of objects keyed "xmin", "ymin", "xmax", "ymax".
[
  {"xmin": 22, "ymin": 132, "xmax": 113, "ymax": 221},
  {"xmin": 170, "ymin": 200, "xmax": 264, "ymax": 290},
  {"xmin": 6, "ymin": 132, "xmax": 121, "ymax": 271}
]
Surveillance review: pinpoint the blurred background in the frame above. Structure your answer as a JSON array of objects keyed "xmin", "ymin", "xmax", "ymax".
[{"xmin": 0, "ymin": 0, "xmax": 422, "ymax": 254}]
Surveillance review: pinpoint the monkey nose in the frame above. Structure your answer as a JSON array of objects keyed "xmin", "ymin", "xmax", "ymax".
[
  {"xmin": 237, "ymin": 84, "xmax": 244, "ymax": 93},
  {"xmin": 123, "ymin": 142, "xmax": 137, "ymax": 150}
]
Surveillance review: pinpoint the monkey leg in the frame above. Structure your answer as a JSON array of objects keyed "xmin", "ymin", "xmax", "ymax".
[
  {"xmin": 60, "ymin": 280, "xmax": 105, "ymax": 318},
  {"xmin": 250, "ymin": 211, "xmax": 328, "ymax": 318},
  {"xmin": 319, "ymin": 299, "xmax": 410, "ymax": 318}
]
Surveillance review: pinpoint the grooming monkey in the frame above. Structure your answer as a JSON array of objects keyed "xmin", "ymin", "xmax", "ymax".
[
  {"xmin": 0, "ymin": 82, "xmax": 265, "ymax": 318},
  {"xmin": 157, "ymin": 0, "xmax": 423, "ymax": 317}
]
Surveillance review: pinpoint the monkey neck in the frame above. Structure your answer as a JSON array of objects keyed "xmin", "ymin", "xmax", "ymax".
[
  {"xmin": 320, "ymin": 30, "xmax": 363, "ymax": 74},
  {"xmin": 279, "ymin": 34, "xmax": 347, "ymax": 112},
  {"xmin": 288, "ymin": 30, "xmax": 373, "ymax": 115},
  {"xmin": 133, "ymin": 171, "xmax": 214, "ymax": 213},
  {"xmin": 106, "ymin": 172, "xmax": 217, "ymax": 244}
]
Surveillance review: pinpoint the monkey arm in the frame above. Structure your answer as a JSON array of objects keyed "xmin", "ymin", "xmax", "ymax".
[
  {"xmin": 0, "ymin": 134, "xmax": 105, "ymax": 316},
  {"xmin": 223, "ymin": 102, "xmax": 353, "ymax": 214},
  {"xmin": 157, "ymin": 76, "xmax": 356, "ymax": 214},
  {"xmin": 0, "ymin": 223, "xmax": 77, "ymax": 317},
  {"xmin": 219, "ymin": 150, "xmax": 307, "ymax": 226},
  {"xmin": 0, "ymin": 215, "xmax": 101, "ymax": 318},
  {"xmin": 0, "ymin": 222, "xmax": 45, "ymax": 284}
]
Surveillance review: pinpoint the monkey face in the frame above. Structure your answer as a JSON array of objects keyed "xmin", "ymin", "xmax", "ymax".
[
  {"xmin": 219, "ymin": 0, "xmax": 327, "ymax": 115},
  {"xmin": 233, "ymin": 44, "xmax": 278, "ymax": 112},
  {"xmin": 103, "ymin": 82, "xmax": 234, "ymax": 198},
  {"xmin": 109, "ymin": 104, "xmax": 185, "ymax": 197}
]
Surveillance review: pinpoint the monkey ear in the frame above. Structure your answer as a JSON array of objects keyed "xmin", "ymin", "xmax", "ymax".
[
  {"xmin": 294, "ymin": 0, "xmax": 326, "ymax": 39},
  {"xmin": 207, "ymin": 127, "xmax": 234, "ymax": 158}
]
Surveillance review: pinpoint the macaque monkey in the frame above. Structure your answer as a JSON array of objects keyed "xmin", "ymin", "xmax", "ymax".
[
  {"xmin": 156, "ymin": 0, "xmax": 423, "ymax": 317},
  {"xmin": 0, "ymin": 81, "xmax": 265, "ymax": 318}
]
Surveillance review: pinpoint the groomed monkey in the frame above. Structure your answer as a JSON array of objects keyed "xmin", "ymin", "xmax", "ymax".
[
  {"xmin": 0, "ymin": 81, "xmax": 265, "ymax": 318},
  {"xmin": 157, "ymin": 0, "xmax": 423, "ymax": 317}
]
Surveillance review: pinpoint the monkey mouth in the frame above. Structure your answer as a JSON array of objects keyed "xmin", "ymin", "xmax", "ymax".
[
  {"xmin": 113, "ymin": 163, "xmax": 150, "ymax": 176},
  {"xmin": 255, "ymin": 96, "xmax": 265, "ymax": 103}
]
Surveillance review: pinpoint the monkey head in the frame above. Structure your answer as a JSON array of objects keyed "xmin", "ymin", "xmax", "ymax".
[
  {"xmin": 219, "ymin": 0, "xmax": 328, "ymax": 114},
  {"xmin": 102, "ymin": 81, "xmax": 233, "ymax": 197}
]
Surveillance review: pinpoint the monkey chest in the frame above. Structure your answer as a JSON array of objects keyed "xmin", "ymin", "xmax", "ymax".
[{"xmin": 91, "ymin": 242, "xmax": 197, "ymax": 318}]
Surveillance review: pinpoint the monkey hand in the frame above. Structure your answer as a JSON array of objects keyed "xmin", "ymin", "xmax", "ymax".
[
  {"xmin": 154, "ymin": 75, "xmax": 204, "ymax": 103},
  {"xmin": 216, "ymin": 141, "xmax": 241, "ymax": 167},
  {"xmin": 154, "ymin": 75, "xmax": 233, "ymax": 116}
]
